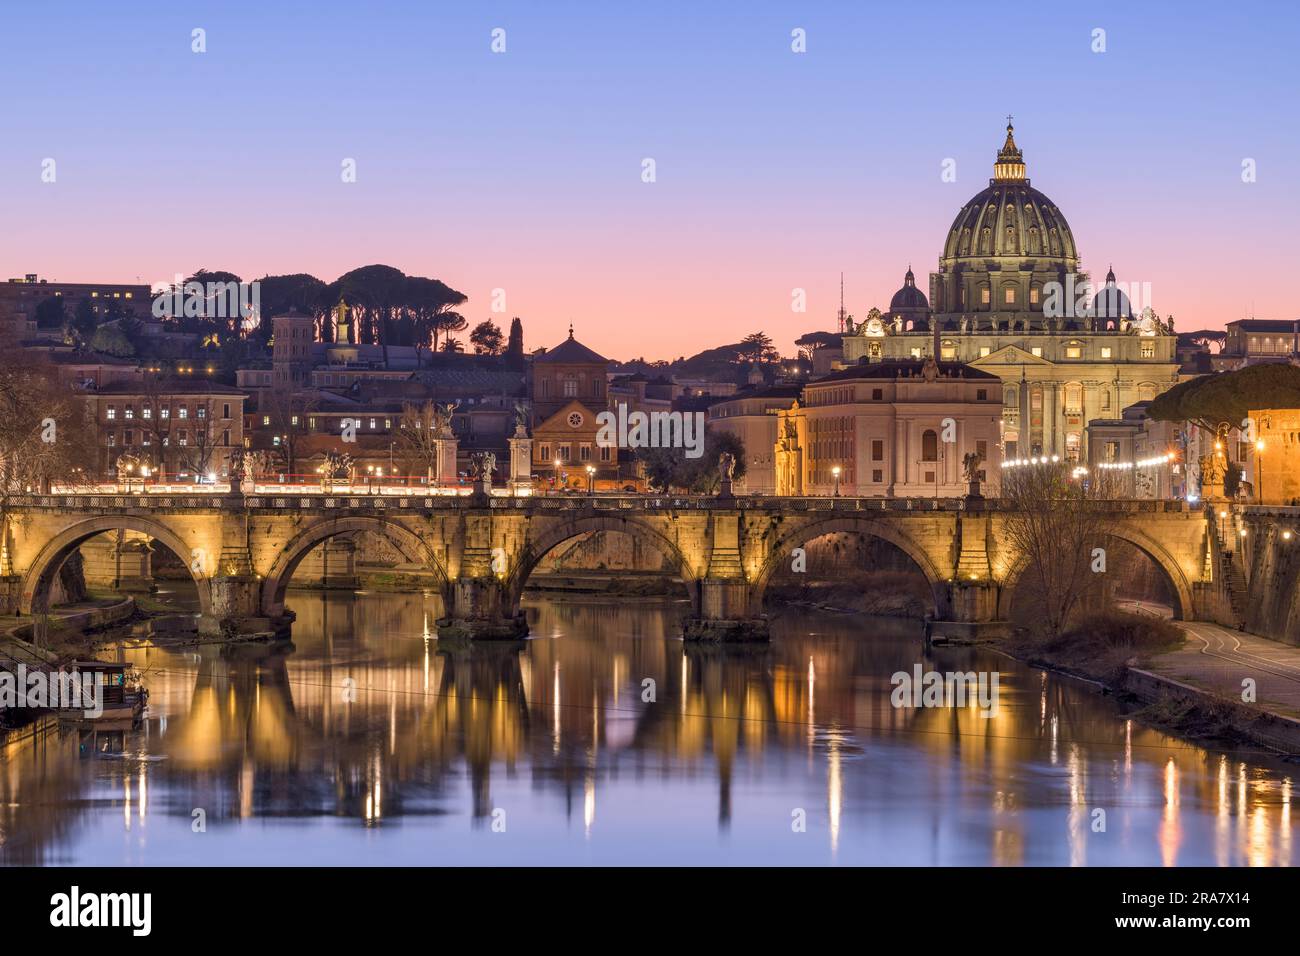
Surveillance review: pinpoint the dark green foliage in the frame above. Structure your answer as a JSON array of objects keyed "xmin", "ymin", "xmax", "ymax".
[
  {"xmin": 1148, "ymin": 364, "xmax": 1300, "ymax": 434},
  {"xmin": 636, "ymin": 429, "xmax": 746, "ymax": 493}
]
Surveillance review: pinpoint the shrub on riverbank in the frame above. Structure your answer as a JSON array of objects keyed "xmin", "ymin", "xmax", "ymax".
[{"xmin": 1008, "ymin": 610, "xmax": 1184, "ymax": 684}]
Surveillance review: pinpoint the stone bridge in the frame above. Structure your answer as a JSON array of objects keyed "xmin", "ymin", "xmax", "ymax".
[{"xmin": 0, "ymin": 490, "xmax": 1264, "ymax": 642}]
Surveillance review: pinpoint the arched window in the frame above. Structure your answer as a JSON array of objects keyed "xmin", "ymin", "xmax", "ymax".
[{"xmin": 921, "ymin": 429, "xmax": 939, "ymax": 462}]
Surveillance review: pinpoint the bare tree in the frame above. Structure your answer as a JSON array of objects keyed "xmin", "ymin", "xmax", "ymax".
[
  {"xmin": 397, "ymin": 400, "xmax": 450, "ymax": 483},
  {"xmin": 263, "ymin": 389, "xmax": 317, "ymax": 479},
  {"xmin": 0, "ymin": 355, "xmax": 96, "ymax": 615},
  {"xmin": 998, "ymin": 462, "xmax": 1122, "ymax": 639},
  {"xmin": 175, "ymin": 398, "xmax": 221, "ymax": 481}
]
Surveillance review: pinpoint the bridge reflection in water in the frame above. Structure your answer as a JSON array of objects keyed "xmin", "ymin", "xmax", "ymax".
[{"xmin": 0, "ymin": 592, "xmax": 1295, "ymax": 866}]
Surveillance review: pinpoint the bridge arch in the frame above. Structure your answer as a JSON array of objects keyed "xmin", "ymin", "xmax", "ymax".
[
  {"xmin": 262, "ymin": 516, "xmax": 451, "ymax": 617},
  {"xmin": 749, "ymin": 515, "xmax": 947, "ymax": 617},
  {"xmin": 996, "ymin": 525, "xmax": 1193, "ymax": 621},
  {"xmin": 507, "ymin": 514, "xmax": 699, "ymax": 611},
  {"xmin": 20, "ymin": 514, "xmax": 212, "ymax": 616}
]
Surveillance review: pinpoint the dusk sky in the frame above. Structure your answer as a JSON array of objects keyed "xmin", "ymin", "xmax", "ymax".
[{"xmin": 2, "ymin": 1, "xmax": 1297, "ymax": 358}]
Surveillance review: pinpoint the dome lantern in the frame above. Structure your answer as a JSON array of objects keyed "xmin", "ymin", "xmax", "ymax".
[{"xmin": 992, "ymin": 117, "xmax": 1027, "ymax": 184}]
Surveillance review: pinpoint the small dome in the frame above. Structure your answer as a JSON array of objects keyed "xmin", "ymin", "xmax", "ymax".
[
  {"xmin": 1091, "ymin": 266, "xmax": 1132, "ymax": 321},
  {"xmin": 889, "ymin": 267, "xmax": 929, "ymax": 312}
]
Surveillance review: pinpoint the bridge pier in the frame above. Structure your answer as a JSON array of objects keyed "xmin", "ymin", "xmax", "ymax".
[
  {"xmin": 202, "ymin": 575, "xmax": 292, "ymax": 640},
  {"xmin": 925, "ymin": 580, "xmax": 1010, "ymax": 642},
  {"xmin": 682, "ymin": 578, "xmax": 769, "ymax": 642},
  {"xmin": 437, "ymin": 577, "xmax": 529, "ymax": 641}
]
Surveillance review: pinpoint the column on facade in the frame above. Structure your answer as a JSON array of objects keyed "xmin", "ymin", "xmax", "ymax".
[
  {"xmin": 893, "ymin": 416, "xmax": 907, "ymax": 493},
  {"xmin": 1018, "ymin": 376, "xmax": 1030, "ymax": 455},
  {"xmin": 1046, "ymin": 381, "xmax": 1057, "ymax": 457}
]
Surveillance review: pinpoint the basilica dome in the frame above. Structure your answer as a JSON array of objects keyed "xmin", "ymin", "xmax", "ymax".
[{"xmin": 940, "ymin": 123, "xmax": 1078, "ymax": 268}]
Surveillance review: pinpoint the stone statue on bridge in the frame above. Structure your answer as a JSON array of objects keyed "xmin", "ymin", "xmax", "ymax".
[
  {"xmin": 717, "ymin": 451, "xmax": 736, "ymax": 498},
  {"xmin": 512, "ymin": 402, "xmax": 530, "ymax": 438},
  {"xmin": 470, "ymin": 451, "xmax": 496, "ymax": 482},
  {"xmin": 432, "ymin": 402, "xmax": 459, "ymax": 440}
]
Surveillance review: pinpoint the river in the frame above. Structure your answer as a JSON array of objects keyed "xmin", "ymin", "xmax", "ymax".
[{"xmin": 0, "ymin": 591, "xmax": 1293, "ymax": 865}]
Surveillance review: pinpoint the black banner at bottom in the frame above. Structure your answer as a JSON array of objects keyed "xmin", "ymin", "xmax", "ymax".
[{"xmin": 0, "ymin": 865, "xmax": 1280, "ymax": 941}]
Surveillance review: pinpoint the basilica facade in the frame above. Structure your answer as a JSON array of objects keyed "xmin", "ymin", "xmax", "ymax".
[{"xmin": 840, "ymin": 122, "xmax": 1179, "ymax": 461}]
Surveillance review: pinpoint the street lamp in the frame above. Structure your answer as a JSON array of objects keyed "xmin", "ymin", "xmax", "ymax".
[
  {"xmin": 586, "ymin": 464, "xmax": 595, "ymax": 495},
  {"xmin": 553, "ymin": 458, "xmax": 562, "ymax": 493},
  {"xmin": 375, "ymin": 466, "xmax": 384, "ymax": 495},
  {"xmin": 832, "ymin": 465, "xmax": 842, "ymax": 497}
]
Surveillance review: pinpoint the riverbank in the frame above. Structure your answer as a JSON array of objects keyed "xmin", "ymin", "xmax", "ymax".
[{"xmin": 998, "ymin": 612, "xmax": 1300, "ymax": 757}]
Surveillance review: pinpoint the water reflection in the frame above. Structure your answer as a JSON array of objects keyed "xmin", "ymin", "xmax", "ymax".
[{"xmin": 0, "ymin": 592, "xmax": 1295, "ymax": 865}]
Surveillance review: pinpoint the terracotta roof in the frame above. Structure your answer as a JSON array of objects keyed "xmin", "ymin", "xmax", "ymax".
[{"xmin": 533, "ymin": 333, "xmax": 608, "ymax": 365}]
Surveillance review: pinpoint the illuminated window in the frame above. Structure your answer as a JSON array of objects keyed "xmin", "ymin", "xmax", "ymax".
[
  {"xmin": 1031, "ymin": 347, "xmax": 1042, "ymax": 357},
  {"xmin": 1100, "ymin": 347, "xmax": 1112, "ymax": 359},
  {"xmin": 1004, "ymin": 287, "xmax": 1016, "ymax": 304},
  {"xmin": 262, "ymin": 415, "xmax": 270, "ymax": 425},
  {"xmin": 1140, "ymin": 342, "xmax": 1155, "ymax": 358},
  {"xmin": 1029, "ymin": 286, "xmax": 1039, "ymax": 305},
  {"xmin": 143, "ymin": 406, "xmax": 152, "ymax": 419},
  {"xmin": 979, "ymin": 346, "xmax": 991, "ymax": 357},
  {"xmin": 178, "ymin": 407, "xmax": 188, "ymax": 420},
  {"xmin": 980, "ymin": 287, "xmax": 990, "ymax": 305},
  {"xmin": 1065, "ymin": 345, "xmax": 1082, "ymax": 359},
  {"xmin": 106, "ymin": 406, "xmax": 117, "ymax": 420}
]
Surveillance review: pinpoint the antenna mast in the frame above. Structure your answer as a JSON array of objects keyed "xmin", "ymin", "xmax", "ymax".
[{"xmin": 836, "ymin": 272, "xmax": 848, "ymax": 333}]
